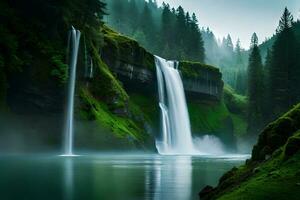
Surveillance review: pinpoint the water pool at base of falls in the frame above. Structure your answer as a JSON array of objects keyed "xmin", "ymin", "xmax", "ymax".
[{"xmin": 0, "ymin": 153, "xmax": 249, "ymax": 200}]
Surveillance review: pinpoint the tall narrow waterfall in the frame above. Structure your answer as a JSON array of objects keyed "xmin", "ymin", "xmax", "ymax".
[
  {"xmin": 155, "ymin": 56, "xmax": 198, "ymax": 155},
  {"xmin": 64, "ymin": 27, "xmax": 81, "ymax": 156}
]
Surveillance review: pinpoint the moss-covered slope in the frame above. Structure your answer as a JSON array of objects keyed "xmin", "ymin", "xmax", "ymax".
[
  {"xmin": 0, "ymin": 1, "xmax": 153, "ymax": 150},
  {"xmin": 200, "ymin": 103, "xmax": 300, "ymax": 200}
]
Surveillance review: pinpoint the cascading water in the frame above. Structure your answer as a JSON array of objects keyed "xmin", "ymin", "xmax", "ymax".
[
  {"xmin": 64, "ymin": 27, "xmax": 81, "ymax": 156},
  {"xmin": 155, "ymin": 56, "xmax": 198, "ymax": 155}
]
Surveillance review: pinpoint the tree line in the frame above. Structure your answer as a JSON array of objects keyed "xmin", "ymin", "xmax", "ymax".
[
  {"xmin": 247, "ymin": 8, "xmax": 300, "ymax": 134},
  {"xmin": 105, "ymin": 0, "xmax": 205, "ymax": 62}
]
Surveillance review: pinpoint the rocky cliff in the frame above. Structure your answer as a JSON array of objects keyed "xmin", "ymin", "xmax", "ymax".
[{"xmin": 101, "ymin": 27, "xmax": 224, "ymax": 101}]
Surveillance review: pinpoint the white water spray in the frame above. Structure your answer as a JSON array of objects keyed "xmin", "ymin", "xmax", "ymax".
[
  {"xmin": 155, "ymin": 56, "xmax": 198, "ymax": 155},
  {"xmin": 64, "ymin": 27, "xmax": 81, "ymax": 156}
]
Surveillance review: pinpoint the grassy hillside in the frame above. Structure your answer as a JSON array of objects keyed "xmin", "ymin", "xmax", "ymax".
[{"xmin": 200, "ymin": 103, "xmax": 300, "ymax": 200}]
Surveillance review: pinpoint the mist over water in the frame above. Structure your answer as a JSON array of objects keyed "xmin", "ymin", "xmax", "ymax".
[{"xmin": 194, "ymin": 135, "xmax": 225, "ymax": 155}]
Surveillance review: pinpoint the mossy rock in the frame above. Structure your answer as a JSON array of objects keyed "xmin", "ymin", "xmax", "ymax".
[
  {"xmin": 252, "ymin": 104, "xmax": 300, "ymax": 161},
  {"xmin": 284, "ymin": 132, "xmax": 300, "ymax": 160},
  {"xmin": 179, "ymin": 61, "xmax": 221, "ymax": 79},
  {"xmin": 102, "ymin": 25, "xmax": 154, "ymax": 71}
]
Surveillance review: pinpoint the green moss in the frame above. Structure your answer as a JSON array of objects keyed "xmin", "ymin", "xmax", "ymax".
[
  {"xmin": 224, "ymin": 85, "xmax": 248, "ymax": 115},
  {"xmin": 231, "ymin": 114, "xmax": 247, "ymax": 136},
  {"xmin": 179, "ymin": 61, "xmax": 221, "ymax": 79},
  {"xmin": 283, "ymin": 131, "xmax": 300, "ymax": 160},
  {"xmin": 102, "ymin": 26, "xmax": 154, "ymax": 70},
  {"xmin": 90, "ymin": 44, "xmax": 129, "ymax": 105},
  {"xmin": 79, "ymin": 87, "xmax": 146, "ymax": 141},
  {"xmin": 50, "ymin": 54, "xmax": 68, "ymax": 84},
  {"xmin": 203, "ymin": 104, "xmax": 300, "ymax": 200},
  {"xmin": 188, "ymin": 100, "xmax": 230, "ymax": 134},
  {"xmin": 217, "ymin": 151, "xmax": 300, "ymax": 200},
  {"xmin": 129, "ymin": 93, "xmax": 159, "ymax": 127},
  {"xmin": 252, "ymin": 103, "xmax": 300, "ymax": 161}
]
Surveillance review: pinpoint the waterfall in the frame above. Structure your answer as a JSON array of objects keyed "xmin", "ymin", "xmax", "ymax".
[
  {"xmin": 155, "ymin": 56, "xmax": 198, "ymax": 155},
  {"xmin": 64, "ymin": 27, "xmax": 81, "ymax": 156}
]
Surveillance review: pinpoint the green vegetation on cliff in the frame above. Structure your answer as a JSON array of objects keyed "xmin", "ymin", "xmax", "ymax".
[
  {"xmin": 79, "ymin": 87, "xmax": 146, "ymax": 141},
  {"xmin": 102, "ymin": 26, "xmax": 154, "ymax": 70},
  {"xmin": 188, "ymin": 100, "xmax": 230, "ymax": 135},
  {"xmin": 201, "ymin": 103, "xmax": 300, "ymax": 200},
  {"xmin": 180, "ymin": 61, "xmax": 221, "ymax": 79},
  {"xmin": 223, "ymin": 85, "xmax": 248, "ymax": 136}
]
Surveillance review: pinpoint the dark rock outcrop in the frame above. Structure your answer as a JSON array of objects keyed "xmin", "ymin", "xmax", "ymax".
[
  {"xmin": 101, "ymin": 28, "xmax": 223, "ymax": 101},
  {"xmin": 199, "ymin": 185, "xmax": 214, "ymax": 199}
]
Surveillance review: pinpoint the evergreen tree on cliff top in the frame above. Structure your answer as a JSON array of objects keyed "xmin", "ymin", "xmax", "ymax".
[
  {"xmin": 269, "ymin": 7, "xmax": 299, "ymax": 118},
  {"xmin": 189, "ymin": 13, "xmax": 205, "ymax": 62},
  {"xmin": 247, "ymin": 33, "xmax": 264, "ymax": 135}
]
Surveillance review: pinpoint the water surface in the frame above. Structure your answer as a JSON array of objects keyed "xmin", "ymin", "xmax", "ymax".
[{"xmin": 0, "ymin": 153, "xmax": 248, "ymax": 200}]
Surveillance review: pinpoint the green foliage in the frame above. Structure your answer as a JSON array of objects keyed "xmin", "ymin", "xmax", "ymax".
[
  {"xmin": 188, "ymin": 100, "xmax": 231, "ymax": 134},
  {"xmin": 247, "ymin": 35, "xmax": 264, "ymax": 135},
  {"xmin": 50, "ymin": 55, "xmax": 68, "ymax": 84},
  {"xmin": 217, "ymin": 151, "xmax": 300, "ymax": 200},
  {"xmin": 223, "ymin": 85, "xmax": 248, "ymax": 136},
  {"xmin": 231, "ymin": 114, "xmax": 247, "ymax": 136},
  {"xmin": 90, "ymin": 44, "xmax": 129, "ymax": 106},
  {"xmin": 129, "ymin": 93, "xmax": 159, "ymax": 127},
  {"xmin": 203, "ymin": 104, "xmax": 300, "ymax": 200},
  {"xmin": 105, "ymin": 0, "xmax": 205, "ymax": 62},
  {"xmin": 79, "ymin": 87, "xmax": 146, "ymax": 141},
  {"xmin": 179, "ymin": 61, "xmax": 220, "ymax": 79},
  {"xmin": 252, "ymin": 103, "xmax": 300, "ymax": 161},
  {"xmin": 269, "ymin": 8, "xmax": 300, "ymax": 118},
  {"xmin": 283, "ymin": 131, "xmax": 300, "ymax": 160},
  {"xmin": 102, "ymin": 26, "xmax": 154, "ymax": 70},
  {"xmin": 224, "ymin": 85, "xmax": 248, "ymax": 114}
]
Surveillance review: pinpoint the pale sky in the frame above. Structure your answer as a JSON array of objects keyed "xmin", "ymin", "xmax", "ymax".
[{"xmin": 156, "ymin": 0, "xmax": 300, "ymax": 49}]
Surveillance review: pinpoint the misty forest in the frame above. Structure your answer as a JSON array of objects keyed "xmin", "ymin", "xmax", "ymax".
[{"xmin": 0, "ymin": 0, "xmax": 300, "ymax": 199}]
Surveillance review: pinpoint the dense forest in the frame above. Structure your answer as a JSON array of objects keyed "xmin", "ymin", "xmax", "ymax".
[{"xmin": 247, "ymin": 9, "xmax": 300, "ymax": 135}]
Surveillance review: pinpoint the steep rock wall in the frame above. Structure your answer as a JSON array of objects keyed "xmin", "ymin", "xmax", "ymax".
[{"xmin": 101, "ymin": 27, "xmax": 223, "ymax": 100}]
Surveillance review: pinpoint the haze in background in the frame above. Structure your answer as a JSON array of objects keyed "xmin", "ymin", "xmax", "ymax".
[{"xmin": 156, "ymin": 0, "xmax": 300, "ymax": 49}]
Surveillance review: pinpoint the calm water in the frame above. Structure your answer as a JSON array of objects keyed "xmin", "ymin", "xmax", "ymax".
[{"xmin": 0, "ymin": 154, "xmax": 248, "ymax": 200}]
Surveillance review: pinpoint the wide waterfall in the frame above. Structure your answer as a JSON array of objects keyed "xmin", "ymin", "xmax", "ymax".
[
  {"xmin": 64, "ymin": 27, "xmax": 81, "ymax": 156},
  {"xmin": 155, "ymin": 56, "xmax": 198, "ymax": 155}
]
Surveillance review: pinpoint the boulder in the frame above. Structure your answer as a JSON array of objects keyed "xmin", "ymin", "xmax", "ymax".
[
  {"xmin": 199, "ymin": 185, "xmax": 214, "ymax": 199},
  {"xmin": 284, "ymin": 134, "xmax": 300, "ymax": 159}
]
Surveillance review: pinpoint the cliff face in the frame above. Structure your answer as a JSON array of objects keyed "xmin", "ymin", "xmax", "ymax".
[
  {"xmin": 100, "ymin": 27, "xmax": 239, "ymax": 149},
  {"xmin": 101, "ymin": 27, "xmax": 224, "ymax": 101},
  {"xmin": 180, "ymin": 61, "xmax": 223, "ymax": 100}
]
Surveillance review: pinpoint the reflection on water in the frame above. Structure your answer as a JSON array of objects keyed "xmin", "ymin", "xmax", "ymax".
[
  {"xmin": 146, "ymin": 156, "xmax": 192, "ymax": 200},
  {"xmin": 0, "ymin": 154, "xmax": 248, "ymax": 200},
  {"xmin": 64, "ymin": 158, "xmax": 73, "ymax": 200}
]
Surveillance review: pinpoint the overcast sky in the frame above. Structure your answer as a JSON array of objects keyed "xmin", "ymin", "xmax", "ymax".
[{"xmin": 156, "ymin": 0, "xmax": 300, "ymax": 49}]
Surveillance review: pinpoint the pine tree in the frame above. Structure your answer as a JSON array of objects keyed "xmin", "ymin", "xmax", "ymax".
[
  {"xmin": 161, "ymin": 3, "xmax": 173, "ymax": 58},
  {"xmin": 191, "ymin": 13, "xmax": 205, "ymax": 62},
  {"xmin": 139, "ymin": 3, "xmax": 156, "ymax": 50},
  {"xmin": 175, "ymin": 6, "xmax": 186, "ymax": 58},
  {"xmin": 262, "ymin": 49, "xmax": 272, "ymax": 121},
  {"xmin": 247, "ymin": 33, "xmax": 264, "ymax": 134},
  {"xmin": 269, "ymin": 8, "xmax": 298, "ymax": 117},
  {"xmin": 127, "ymin": 0, "xmax": 139, "ymax": 33},
  {"xmin": 234, "ymin": 39, "xmax": 244, "ymax": 68}
]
